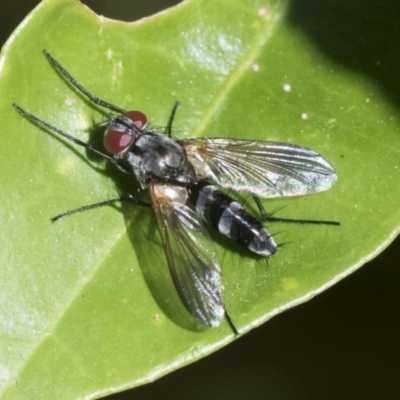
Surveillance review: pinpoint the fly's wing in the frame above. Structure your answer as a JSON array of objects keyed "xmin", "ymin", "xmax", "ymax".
[
  {"xmin": 182, "ymin": 138, "xmax": 337, "ymax": 198},
  {"xmin": 148, "ymin": 182, "xmax": 224, "ymax": 327}
]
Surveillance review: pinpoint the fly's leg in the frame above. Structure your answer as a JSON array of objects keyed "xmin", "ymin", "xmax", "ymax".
[
  {"xmin": 225, "ymin": 309, "xmax": 239, "ymax": 335},
  {"xmin": 51, "ymin": 195, "xmax": 151, "ymax": 222},
  {"xmin": 252, "ymin": 195, "xmax": 340, "ymax": 226},
  {"xmin": 13, "ymin": 104, "xmax": 131, "ymax": 174},
  {"xmin": 43, "ymin": 50, "xmax": 125, "ymax": 114},
  {"xmin": 166, "ymin": 101, "xmax": 180, "ymax": 138}
]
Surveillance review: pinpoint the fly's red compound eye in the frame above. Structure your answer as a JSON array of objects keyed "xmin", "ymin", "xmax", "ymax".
[
  {"xmin": 104, "ymin": 130, "xmax": 134, "ymax": 154},
  {"xmin": 125, "ymin": 110, "xmax": 148, "ymax": 129},
  {"xmin": 103, "ymin": 111, "xmax": 148, "ymax": 154}
]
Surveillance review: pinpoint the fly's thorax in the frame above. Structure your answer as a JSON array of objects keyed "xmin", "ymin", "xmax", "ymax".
[{"xmin": 123, "ymin": 131, "xmax": 196, "ymax": 183}]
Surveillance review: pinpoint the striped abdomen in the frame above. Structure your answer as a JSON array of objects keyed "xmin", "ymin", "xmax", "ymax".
[{"xmin": 188, "ymin": 180, "xmax": 277, "ymax": 257}]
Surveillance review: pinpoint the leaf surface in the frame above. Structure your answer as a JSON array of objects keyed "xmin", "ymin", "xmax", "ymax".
[{"xmin": 0, "ymin": 0, "xmax": 398, "ymax": 398}]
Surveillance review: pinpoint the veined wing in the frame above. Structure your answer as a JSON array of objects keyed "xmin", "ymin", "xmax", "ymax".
[
  {"xmin": 148, "ymin": 182, "xmax": 225, "ymax": 327},
  {"xmin": 182, "ymin": 138, "xmax": 337, "ymax": 198}
]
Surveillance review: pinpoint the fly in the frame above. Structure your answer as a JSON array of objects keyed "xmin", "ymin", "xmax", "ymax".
[{"xmin": 13, "ymin": 50, "xmax": 339, "ymax": 331}]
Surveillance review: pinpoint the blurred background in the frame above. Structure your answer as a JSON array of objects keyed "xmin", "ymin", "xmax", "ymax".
[{"xmin": 1, "ymin": 1, "xmax": 399, "ymax": 399}]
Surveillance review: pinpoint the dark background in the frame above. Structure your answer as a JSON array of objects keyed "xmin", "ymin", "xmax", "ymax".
[{"xmin": 2, "ymin": 1, "xmax": 399, "ymax": 399}]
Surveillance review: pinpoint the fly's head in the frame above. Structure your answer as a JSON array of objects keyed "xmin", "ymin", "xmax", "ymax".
[{"xmin": 103, "ymin": 110, "xmax": 148, "ymax": 156}]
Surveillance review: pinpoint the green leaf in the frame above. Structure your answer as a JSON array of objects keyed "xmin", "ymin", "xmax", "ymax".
[{"xmin": 0, "ymin": 0, "xmax": 398, "ymax": 399}]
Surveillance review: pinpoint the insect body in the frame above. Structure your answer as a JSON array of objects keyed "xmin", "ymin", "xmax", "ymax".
[
  {"xmin": 14, "ymin": 50, "xmax": 339, "ymax": 330},
  {"xmin": 105, "ymin": 110, "xmax": 279, "ymax": 258}
]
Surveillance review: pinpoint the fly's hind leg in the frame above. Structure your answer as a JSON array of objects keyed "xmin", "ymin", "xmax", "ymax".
[{"xmin": 252, "ymin": 195, "xmax": 340, "ymax": 226}]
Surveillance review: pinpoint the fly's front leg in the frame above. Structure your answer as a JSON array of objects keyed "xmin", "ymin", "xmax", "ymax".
[{"xmin": 43, "ymin": 50, "xmax": 126, "ymax": 114}]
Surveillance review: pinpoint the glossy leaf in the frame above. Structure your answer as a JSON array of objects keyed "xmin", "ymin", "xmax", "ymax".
[{"xmin": 0, "ymin": 0, "xmax": 399, "ymax": 399}]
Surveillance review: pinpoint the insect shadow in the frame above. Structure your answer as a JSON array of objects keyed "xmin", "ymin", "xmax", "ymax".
[{"xmin": 69, "ymin": 113, "xmax": 217, "ymax": 331}]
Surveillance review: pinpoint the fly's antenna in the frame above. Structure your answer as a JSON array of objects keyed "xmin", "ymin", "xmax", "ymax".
[{"xmin": 43, "ymin": 49, "xmax": 126, "ymax": 114}]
